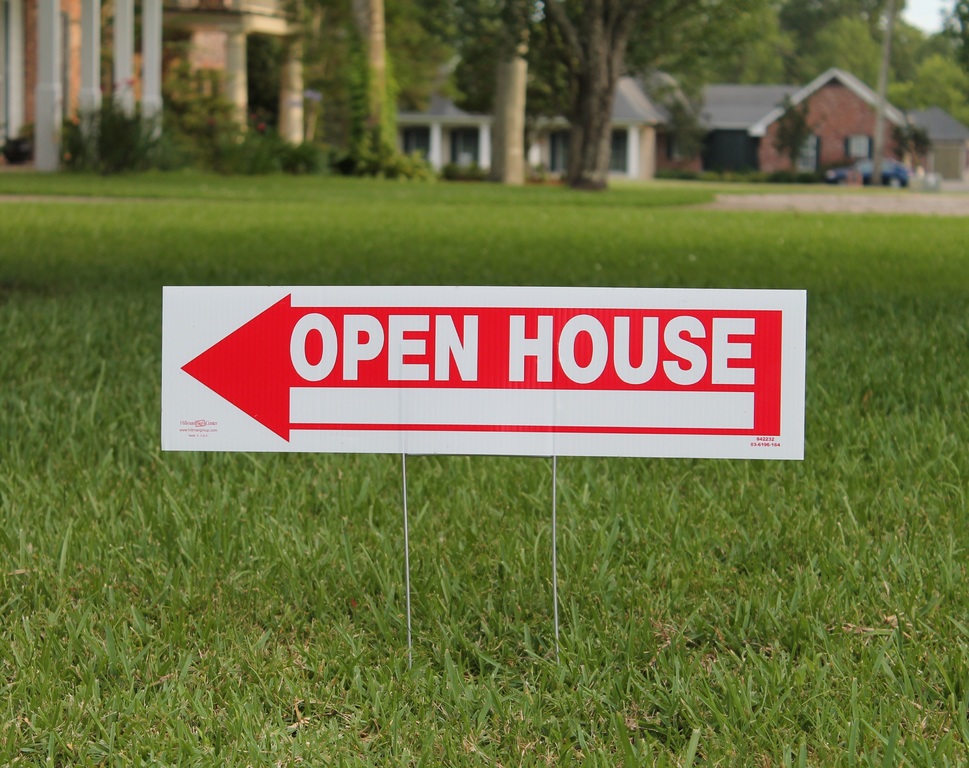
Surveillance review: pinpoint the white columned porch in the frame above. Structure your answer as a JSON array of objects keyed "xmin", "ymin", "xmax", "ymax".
[
  {"xmin": 79, "ymin": 0, "xmax": 101, "ymax": 113},
  {"xmin": 225, "ymin": 29, "xmax": 248, "ymax": 125},
  {"xmin": 627, "ymin": 126, "xmax": 640, "ymax": 179},
  {"xmin": 142, "ymin": 0, "xmax": 163, "ymax": 125},
  {"xmin": 114, "ymin": 0, "xmax": 135, "ymax": 114},
  {"xmin": 478, "ymin": 123, "xmax": 491, "ymax": 170},
  {"xmin": 4, "ymin": 0, "xmax": 25, "ymax": 139},
  {"xmin": 35, "ymin": 0, "xmax": 62, "ymax": 170},
  {"xmin": 278, "ymin": 37, "xmax": 304, "ymax": 143},
  {"xmin": 429, "ymin": 122, "xmax": 443, "ymax": 170}
]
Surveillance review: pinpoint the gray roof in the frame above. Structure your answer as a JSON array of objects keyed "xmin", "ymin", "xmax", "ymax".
[
  {"xmin": 909, "ymin": 107, "xmax": 969, "ymax": 142},
  {"xmin": 398, "ymin": 94, "xmax": 491, "ymax": 126},
  {"xmin": 701, "ymin": 84, "xmax": 798, "ymax": 131},
  {"xmin": 612, "ymin": 77, "xmax": 665, "ymax": 125},
  {"xmin": 398, "ymin": 78, "xmax": 663, "ymax": 127}
]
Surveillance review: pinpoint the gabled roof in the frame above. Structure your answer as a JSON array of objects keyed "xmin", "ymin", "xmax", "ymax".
[
  {"xmin": 749, "ymin": 68, "xmax": 905, "ymax": 137},
  {"xmin": 398, "ymin": 94, "xmax": 492, "ymax": 126},
  {"xmin": 613, "ymin": 77, "xmax": 665, "ymax": 126},
  {"xmin": 701, "ymin": 84, "xmax": 799, "ymax": 131},
  {"xmin": 909, "ymin": 107, "xmax": 969, "ymax": 142},
  {"xmin": 397, "ymin": 77, "xmax": 662, "ymax": 128}
]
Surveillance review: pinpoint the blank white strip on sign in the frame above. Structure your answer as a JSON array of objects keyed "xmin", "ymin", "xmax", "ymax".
[{"xmin": 290, "ymin": 388, "xmax": 754, "ymax": 431}]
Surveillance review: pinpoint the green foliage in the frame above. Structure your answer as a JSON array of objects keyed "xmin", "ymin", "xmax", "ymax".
[
  {"xmin": 892, "ymin": 122, "xmax": 931, "ymax": 161},
  {"xmin": 888, "ymin": 54, "xmax": 969, "ymax": 126},
  {"xmin": 62, "ymin": 99, "xmax": 160, "ymax": 174},
  {"xmin": 299, "ymin": 0, "xmax": 453, "ymax": 151},
  {"xmin": 805, "ymin": 16, "xmax": 881, "ymax": 85},
  {"xmin": 773, "ymin": 96, "xmax": 813, "ymax": 170},
  {"xmin": 656, "ymin": 167, "xmax": 819, "ymax": 183},
  {"xmin": 161, "ymin": 54, "xmax": 239, "ymax": 170},
  {"xmin": 341, "ymin": 36, "xmax": 424, "ymax": 178},
  {"xmin": 1, "ymin": 176, "xmax": 968, "ymax": 763},
  {"xmin": 953, "ymin": 0, "xmax": 969, "ymax": 72},
  {"xmin": 441, "ymin": 161, "xmax": 486, "ymax": 181},
  {"xmin": 385, "ymin": 0, "xmax": 456, "ymax": 110},
  {"xmin": 246, "ymin": 34, "xmax": 283, "ymax": 129}
]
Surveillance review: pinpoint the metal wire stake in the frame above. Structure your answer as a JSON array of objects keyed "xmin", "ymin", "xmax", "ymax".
[
  {"xmin": 402, "ymin": 453, "xmax": 413, "ymax": 669},
  {"xmin": 552, "ymin": 454, "xmax": 560, "ymax": 662}
]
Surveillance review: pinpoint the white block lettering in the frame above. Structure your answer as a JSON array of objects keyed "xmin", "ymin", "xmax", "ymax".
[
  {"xmin": 290, "ymin": 313, "xmax": 338, "ymax": 382},
  {"xmin": 613, "ymin": 316, "xmax": 659, "ymax": 385},
  {"xmin": 343, "ymin": 314, "xmax": 384, "ymax": 380},
  {"xmin": 435, "ymin": 315, "xmax": 478, "ymax": 382},
  {"xmin": 389, "ymin": 315, "xmax": 429, "ymax": 381},
  {"xmin": 509, "ymin": 315, "xmax": 553, "ymax": 382},
  {"xmin": 712, "ymin": 317, "xmax": 755, "ymax": 385},
  {"xmin": 559, "ymin": 314, "xmax": 608, "ymax": 384},
  {"xmin": 663, "ymin": 316, "xmax": 707, "ymax": 385}
]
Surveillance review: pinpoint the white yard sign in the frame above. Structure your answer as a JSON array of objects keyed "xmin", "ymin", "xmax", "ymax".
[{"xmin": 162, "ymin": 286, "xmax": 806, "ymax": 459}]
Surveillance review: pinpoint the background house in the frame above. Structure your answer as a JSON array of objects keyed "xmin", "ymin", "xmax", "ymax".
[
  {"xmin": 399, "ymin": 76, "xmax": 663, "ymax": 181},
  {"xmin": 909, "ymin": 106, "xmax": 969, "ymax": 181},
  {"xmin": 397, "ymin": 95, "xmax": 492, "ymax": 171},
  {"xmin": 671, "ymin": 68, "xmax": 905, "ymax": 174}
]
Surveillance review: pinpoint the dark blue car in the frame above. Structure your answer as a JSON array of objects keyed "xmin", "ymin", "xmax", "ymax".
[{"xmin": 825, "ymin": 159, "xmax": 910, "ymax": 187}]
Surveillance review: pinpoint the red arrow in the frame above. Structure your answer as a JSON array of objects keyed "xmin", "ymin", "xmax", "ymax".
[{"xmin": 181, "ymin": 294, "xmax": 303, "ymax": 441}]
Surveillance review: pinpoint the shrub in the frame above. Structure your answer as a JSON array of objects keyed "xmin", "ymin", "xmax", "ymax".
[
  {"xmin": 655, "ymin": 168, "xmax": 700, "ymax": 181},
  {"xmin": 280, "ymin": 142, "xmax": 326, "ymax": 175},
  {"xmin": 62, "ymin": 100, "xmax": 159, "ymax": 174},
  {"xmin": 767, "ymin": 169, "xmax": 797, "ymax": 184},
  {"xmin": 441, "ymin": 162, "xmax": 486, "ymax": 182}
]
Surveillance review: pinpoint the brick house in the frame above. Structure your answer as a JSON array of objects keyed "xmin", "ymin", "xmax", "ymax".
[{"xmin": 658, "ymin": 68, "xmax": 905, "ymax": 174}]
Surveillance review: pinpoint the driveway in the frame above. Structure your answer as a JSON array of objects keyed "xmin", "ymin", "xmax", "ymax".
[{"xmin": 703, "ymin": 191, "xmax": 969, "ymax": 217}]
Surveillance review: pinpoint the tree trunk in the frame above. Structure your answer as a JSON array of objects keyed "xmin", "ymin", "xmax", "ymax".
[
  {"xmin": 567, "ymin": 50, "xmax": 621, "ymax": 189},
  {"xmin": 545, "ymin": 0, "xmax": 635, "ymax": 190},
  {"xmin": 352, "ymin": 0, "xmax": 387, "ymax": 136},
  {"xmin": 871, "ymin": 0, "xmax": 897, "ymax": 186},
  {"xmin": 490, "ymin": 44, "xmax": 528, "ymax": 185}
]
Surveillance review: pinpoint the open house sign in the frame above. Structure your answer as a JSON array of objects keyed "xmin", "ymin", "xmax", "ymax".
[{"xmin": 162, "ymin": 286, "xmax": 806, "ymax": 460}]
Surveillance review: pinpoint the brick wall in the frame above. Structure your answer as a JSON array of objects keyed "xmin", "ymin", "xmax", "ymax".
[
  {"xmin": 655, "ymin": 131, "xmax": 703, "ymax": 174},
  {"xmin": 758, "ymin": 80, "xmax": 899, "ymax": 172}
]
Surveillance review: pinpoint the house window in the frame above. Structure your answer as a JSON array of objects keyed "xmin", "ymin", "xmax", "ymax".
[
  {"xmin": 797, "ymin": 135, "xmax": 820, "ymax": 172},
  {"xmin": 846, "ymin": 134, "xmax": 871, "ymax": 159},
  {"xmin": 666, "ymin": 134, "xmax": 683, "ymax": 162},
  {"xmin": 609, "ymin": 129, "xmax": 628, "ymax": 173},
  {"xmin": 450, "ymin": 128, "xmax": 479, "ymax": 167},
  {"xmin": 550, "ymin": 130, "xmax": 569, "ymax": 173},
  {"xmin": 402, "ymin": 127, "xmax": 430, "ymax": 157}
]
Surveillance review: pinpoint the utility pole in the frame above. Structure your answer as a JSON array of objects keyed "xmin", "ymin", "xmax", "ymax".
[{"xmin": 871, "ymin": 0, "xmax": 898, "ymax": 186}]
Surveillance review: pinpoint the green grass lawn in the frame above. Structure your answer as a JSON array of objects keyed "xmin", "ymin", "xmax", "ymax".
[{"xmin": 1, "ymin": 175, "xmax": 968, "ymax": 765}]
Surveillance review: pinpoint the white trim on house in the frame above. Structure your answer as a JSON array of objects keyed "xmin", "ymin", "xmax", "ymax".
[{"xmin": 749, "ymin": 68, "xmax": 905, "ymax": 138}]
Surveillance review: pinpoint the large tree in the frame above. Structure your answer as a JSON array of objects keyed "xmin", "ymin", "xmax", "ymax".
[
  {"xmin": 543, "ymin": 0, "xmax": 756, "ymax": 189},
  {"xmin": 490, "ymin": 0, "xmax": 531, "ymax": 184}
]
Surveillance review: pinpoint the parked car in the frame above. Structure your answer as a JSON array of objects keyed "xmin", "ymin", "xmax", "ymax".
[{"xmin": 825, "ymin": 159, "xmax": 910, "ymax": 187}]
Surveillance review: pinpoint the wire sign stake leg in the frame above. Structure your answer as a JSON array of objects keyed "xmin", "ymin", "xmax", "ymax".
[
  {"xmin": 552, "ymin": 454, "xmax": 560, "ymax": 662},
  {"xmin": 402, "ymin": 453, "xmax": 413, "ymax": 669}
]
